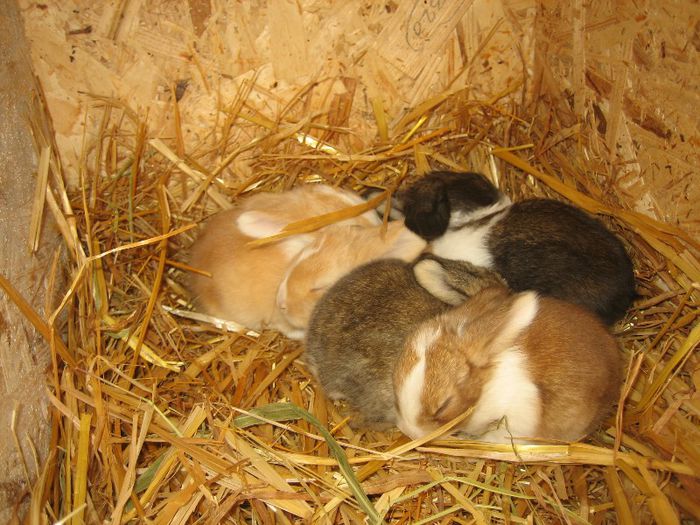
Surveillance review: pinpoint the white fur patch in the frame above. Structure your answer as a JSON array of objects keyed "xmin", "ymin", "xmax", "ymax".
[
  {"xmin": 461, "ymin": 348, "xmax": 541, "ymax": 443},
  {"xmin": 395, "ymin": 325, "xmax": 442, "ymax": 439},
  {"xmin": 359, "ymin": 209, "xmax": 383, "ymax": 225},
  {"xmin": 412, "ymin": 324, "xmax": 442, "ymax": 359},
  {"xmin": 430, "ymin": 219, "xmax": 496, "ymax": 267},
  {"xmin": 279, "ymin": 327, "xmax": 306, "ymax": 340},
  {"xmin": 448, "ymin": 196, "xmax": 511, "ymax": 229},
  {"xmin": 430, "ymin": 198, "xmax": 510, "ymax": 267}
]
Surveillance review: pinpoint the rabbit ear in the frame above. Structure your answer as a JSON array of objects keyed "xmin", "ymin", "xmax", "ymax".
[
  {"xmin": 435, "ymin": 288, "xmax": 535, "ymax": 367},
  {"xmin": 469, "ymin": 290, "xmax": 539, "ymax": 357},
  {"xmin": 399, "ymin": 177, "xmax": 451, "ymax": 240},
  {"xmin": 237, "ymin": 211, "xmax": 314, "ymax": 256},
  {"xmin": 236, "ymin": 211, "xmax": 288, "ymax": 238},
  {"xmin": 413, "ymin": 255, "xmax": 506, "ymax": 305},
  {"xmin": 495, "ymin": 291, "xmax": 539, "ymax": 348},
  {"xmin": 413, "ymin": 258, "xmax": 467, "ymax": 305}
]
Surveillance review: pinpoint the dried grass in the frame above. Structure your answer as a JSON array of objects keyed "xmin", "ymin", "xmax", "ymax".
[{"xmin": 10, "ymin": 63, "xmax": 699, "ymax": 524}]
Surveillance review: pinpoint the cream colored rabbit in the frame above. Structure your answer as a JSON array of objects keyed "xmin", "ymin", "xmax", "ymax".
[{"xmin": 189, "ymin": 184, "xmax": 379, "ymax": 336}]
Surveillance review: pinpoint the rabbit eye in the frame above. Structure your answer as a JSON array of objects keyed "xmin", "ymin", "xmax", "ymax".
[{"xmin": 433, "ymin": 395, "xmax": 454, "ymax": 420}]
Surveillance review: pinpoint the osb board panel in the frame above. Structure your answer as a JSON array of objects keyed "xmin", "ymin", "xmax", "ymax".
[
  {"xmin": 18, "ymin": 0, "xmax": 536, "ymax": 185},
  {"xmin": 534, "ymin": 0, "xmax": 700, "ymax": 239}
]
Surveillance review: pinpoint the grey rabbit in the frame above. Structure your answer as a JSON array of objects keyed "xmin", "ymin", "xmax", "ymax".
[
  {"xmin": 304, "ymin": 254, "xmax": 505, "ymax": 430},
  {"xmin": 398, "ymin": 171, "xmax": 636, "ymax": 325}
]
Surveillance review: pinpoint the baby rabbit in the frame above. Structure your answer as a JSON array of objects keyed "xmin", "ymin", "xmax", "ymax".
[
  {"xmin": 276, "ymin": 220, "xmax": 426, "ymax": 338},
  {"xmin": 189, "ymin": 184, "xmax": 380, "ymax": 336},
  {"xmin": 305, "ymin": 255, "xmax": 505, "ymax": 430},
  {"xmin": 394, "ymin": 286, "xmax": 622, "ymax": 443},
  {"xmin": 398, "ymin": 171, "xmax": 636, "ymax": 325}
]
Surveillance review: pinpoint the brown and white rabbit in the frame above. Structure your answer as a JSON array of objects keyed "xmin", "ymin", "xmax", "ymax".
[
  {"xmin": 276, "ymin": 220, "xmax": 426, "ymax": 337},
  {"xmin": 189, "ymin": 185, "xmax": 379, "ymax": 336},
  {"xmin": 304, "ymin": 255, "xmax": 505, "ymax": 430},
  {"xmin": 397, "ymin": 171, "xmax": 636, "ymax": 325},
  {"xmin": 393, "ymin": 286, "xmax": 622, "ymax": 443}
]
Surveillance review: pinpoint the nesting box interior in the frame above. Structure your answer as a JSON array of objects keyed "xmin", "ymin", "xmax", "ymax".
[{"xmin": 2, "ymin": 0, "xmax": 698, "ymax": 523}]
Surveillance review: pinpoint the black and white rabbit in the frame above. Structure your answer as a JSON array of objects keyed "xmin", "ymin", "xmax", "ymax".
[{"xmin": 398, "ymin": 171, "xmax": 636, "ymax": 325}]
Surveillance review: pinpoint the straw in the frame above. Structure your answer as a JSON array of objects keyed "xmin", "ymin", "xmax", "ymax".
[{"xmin": 15, "ymin": 38, "xmax": 699, "ymax": 523}]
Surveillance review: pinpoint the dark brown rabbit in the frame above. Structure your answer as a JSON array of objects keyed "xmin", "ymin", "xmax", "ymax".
[{"xmin": 398, "ymin": 171, "xmax": 636, "ymax": 325}]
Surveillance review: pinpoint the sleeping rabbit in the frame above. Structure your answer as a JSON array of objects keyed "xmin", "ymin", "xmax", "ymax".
[
  {"xmin": 394, "ymin": 286, "xmax": 622, "ymax": 443},
  {"xmin": 189, "ymin": 184, "xmax": 380, "ymax": 336}
]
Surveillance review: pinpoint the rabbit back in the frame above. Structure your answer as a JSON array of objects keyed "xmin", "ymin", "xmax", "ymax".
[{"xmin": 488, "ymin": 199, "xmax": 636, "ymax": 324}]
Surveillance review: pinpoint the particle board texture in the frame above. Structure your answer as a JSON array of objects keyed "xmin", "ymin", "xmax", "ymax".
[{"xmin": 18, "ymin": 0, "xmax": 535, "ymax": 184}]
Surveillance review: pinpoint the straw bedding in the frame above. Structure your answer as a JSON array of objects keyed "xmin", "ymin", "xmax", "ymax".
[{"xmin": 9, "ymin": 75, "xmax": 700, "ymax": 524}]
